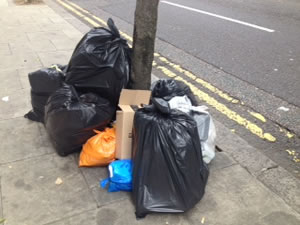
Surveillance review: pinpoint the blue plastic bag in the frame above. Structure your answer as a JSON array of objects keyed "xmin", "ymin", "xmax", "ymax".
[{"xmin": 100, "ymin": 160, "xmax": 133, "ymax": 192}]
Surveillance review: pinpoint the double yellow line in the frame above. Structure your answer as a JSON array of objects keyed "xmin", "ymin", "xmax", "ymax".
[{"xmin": 57, "ymin": 0, "xmax": 277, "ymax": 142}]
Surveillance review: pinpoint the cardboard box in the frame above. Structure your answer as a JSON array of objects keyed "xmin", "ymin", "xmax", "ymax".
[{"xmin": 116, "ymin": 89, "xmax": 151, "ymax": 159}]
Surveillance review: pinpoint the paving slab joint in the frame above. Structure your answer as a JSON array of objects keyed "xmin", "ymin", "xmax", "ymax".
[
  {"xmin": 77, "ymin": 166, "xmax": 100, "ymax": 207},
  {"xmin": 0, "ymin": 177, "xmax": 3, "ymax": 218}
]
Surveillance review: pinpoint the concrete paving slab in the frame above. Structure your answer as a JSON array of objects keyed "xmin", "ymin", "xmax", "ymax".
[
  {"xmin": 0, "ymin": 88, "xmax": 31, "ymax": 120},
  {"xmin": 14, "ymin": 23, "xmax": 42, "ymax": 33},
  {"xmin": 0, "ymin": 154, "xmax": 97, "ymax": 225},
  {"xmin": 77, "ymin": 161, "xmax": 107, "ymax": 189},
  {"xmin": 30, "ymin": 16, "xmax": 54, "ymax": 26},
  {"xmin": 0, "ymin": 69, "xmax": 22, "ymax": 96},
  {"xmin": 17, "ymin": 16, "xmax": 38, "ymax": 25},
  {"xmin": 0, "ymin": 33, "xmax": 29, "ymax": 44},
  {"xmin": 90, "ymin": 186, "xmax": 130, "ymax": 208},
  {"xmin": 0, "ymin": 85, "xmax": 30, "ymax": 114},
  {"xmin": 258, "ymin": 166, "xmax": 300, "ymax": 214},
  {"xmin": 17, "ymin": 66, "xmax": 42, "ymax": 78},
  {"xmin": 36, "ymin": 122, "xmax": 57, "ymax": 153},
  {"xmin": 184, "ymin": 164, "xmax": 300, "ymax": 225},
  {"xmin": 9, "ymin": 39, "xmax": 57, "ymax": 53},
  {"xmin": 27, "ymin": 30, "xmax": 70, "ymax": 42},
  {"xmin": 0, "ymin": 177, "xmax": 3, "ymax": 219},
  {"xmin": 0, "ymin": 117, "xmax": 53, "ymax": 164},
  {"xmin": 0, "ymin": 52, "xmax": 42, "ymax": 70},
  {"xmin": 17, "ymin": 67, "xmax": 41, "ymax": 90},
  {"xmin": 55, "ymin": 155, "xmax": 300, "ymax": 225},
  {"xmin": 38, "ymin": 22, "xmax": 75, "ymax": 32},
  {"xmin": 0, "ymin": 43, "xmax": 11, "ymax": 55},
  {"xmin": 50, "ymin": 38, "xmax": 78, "ymax": 51},
  {"xmin": 209, "ymin": 151, "xmax": 237, "ymax": 171},
  {"xmin": 37, "ymin": 50, "xmax": 72, "ymax": 67},
  {"xmin": 46, "ymin": 198, "xmax": 187, "ymax": 225},
  {"xmin": 62, "ymin": 28, "xmax": 83, "ymax": 40},
  {"xmin": 0, "ymin": 0, "xmax": 8, "ymax": 7},
  {"xmin": 39, "ymin": 6, "xmax": 58, "ymax": 15},
  {"xmin": 74, "ymin": 154, "xmax": 130, "ymax": 207},
  {"xmin": 214, "ymin": 120, "xmax": 278, "ymax": 177},
  {"xmin": 49, "ymin": 16, "xmax": 68, "ymax": 24}
]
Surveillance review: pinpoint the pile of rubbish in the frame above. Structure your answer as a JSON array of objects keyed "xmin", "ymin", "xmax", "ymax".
[
  {"xmin": 25, "ymin": 18, "xmax": 130, "ymax": 156},
  {"xmin": 24, "ymin": 18, "xmax": 216, "ymax": 218}
]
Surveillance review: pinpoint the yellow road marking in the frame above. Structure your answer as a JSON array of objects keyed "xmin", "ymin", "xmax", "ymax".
[
  {"xmin": 248, "ymin": 111, "xmax": 266, "ymax": 122},
  {"xmin": 286, "ymin": 149, "xmax": 300, "ymax": 163},
  {"xmin": 57, "ymin": 0, "xmax": 100, "ymax": 27},
  {"xmin": 156, "ymin": 66, "xmax": 276, "ymax": 142},
  {"xmin": 155, "ymin": 53, "xmax": 239, "ymax": 104},
  {"xmin": 66, "ymin": 0, "xmax": 90, "ymax": 14},
  {"xmin": 56, "ymin": 0, "xmax": 277, "ymax": 142},
  {"xmin": 66, "ymin": 0, "xmax": 134, "ymax": 42},
  {"xmin": 279, "ymin": 127, "xmax": 295, "ymax": 139}
]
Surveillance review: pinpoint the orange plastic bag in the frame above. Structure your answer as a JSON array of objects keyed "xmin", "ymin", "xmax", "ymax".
[{"xmin": 79, "ymin": 127, "xmax": 116, "ymax": 167}]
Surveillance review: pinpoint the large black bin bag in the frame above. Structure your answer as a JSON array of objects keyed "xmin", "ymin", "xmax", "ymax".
[
  {"xmin": 45, "ymin": 84, "xmax": 115, "ymax": 156},
  {"xmin": 25, "ymin": 65, "xmax": 66, "ymax": 123},
  {"xmin": 65, "ymin": 18, "xmax": 131, "ymax": 106},
  {"xmin": 132, "ymin": 80, "xmax": 209, "ymax": 218}
]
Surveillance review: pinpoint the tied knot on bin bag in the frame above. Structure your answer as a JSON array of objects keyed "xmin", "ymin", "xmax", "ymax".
[
  {"xmin": 65, "ymin": 18, "xmax": 132, "ymax": 107},
  {"xmin": 132, "ymin": 79, "xmax": 210, "ymax": 219}
]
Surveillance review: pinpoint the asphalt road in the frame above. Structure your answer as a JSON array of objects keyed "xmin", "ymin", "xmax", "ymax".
[{"xmin": 71, "ymin": 0, "xmax": 300, "ymax": 107}]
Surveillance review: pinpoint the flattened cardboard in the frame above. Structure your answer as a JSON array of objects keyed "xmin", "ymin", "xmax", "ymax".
[{"xmin": 116, "ymin": 89, "xmax": 151, "ymax": 159}]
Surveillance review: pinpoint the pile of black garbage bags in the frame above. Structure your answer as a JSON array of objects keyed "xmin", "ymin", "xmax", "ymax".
[
  {"xmin": 25, "ymin": 18, "xmax": 209, "ymax": 218},
  {"xmin": 25, "ymin": 18, "xmax": 131, "ymax": 156}
]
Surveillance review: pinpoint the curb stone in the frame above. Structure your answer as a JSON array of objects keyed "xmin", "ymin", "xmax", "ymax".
[{"xmin": 215, "ymin": 119, "xmax": 300, "ymax": 214}]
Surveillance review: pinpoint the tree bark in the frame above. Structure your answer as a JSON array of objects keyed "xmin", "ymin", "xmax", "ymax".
[{"xmin": 131, "ymin": 0, "xmax": 160, "ymax": 90}]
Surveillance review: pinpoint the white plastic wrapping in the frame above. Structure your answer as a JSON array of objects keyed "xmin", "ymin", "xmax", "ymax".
[{"xmin": 169, "ymin": 96, "xmax": 216, "ymax": 164}]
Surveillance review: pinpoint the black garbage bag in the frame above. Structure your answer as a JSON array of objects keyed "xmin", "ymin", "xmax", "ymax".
[
  {"xmin": 44, "ymin": 84, "xmax": 115, "ymax": 156},
  {"xmin": 65, "ymin": 18, "xmax": 131, "ymax": 106},
  {"xmin": 151, "ymin": 79, "xmax": 198, "ymax": 105},
  {"xmin": 132, "ymin": 80, "xmax": 209, "ymax": 218},
  {"xmin": 24, "ymin": 65, "xmax": 66, "ymax": 123}
]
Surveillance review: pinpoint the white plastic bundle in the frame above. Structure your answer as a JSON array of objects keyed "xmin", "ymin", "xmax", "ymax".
[{"xmin": 169, "ymin": 96, "xmax": 216, "ymax": 164}]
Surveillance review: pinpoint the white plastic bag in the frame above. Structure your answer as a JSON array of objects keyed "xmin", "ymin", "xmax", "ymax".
[{"xmin": 169, "ymin": 96, "xmax": 216, "ymax": 164}]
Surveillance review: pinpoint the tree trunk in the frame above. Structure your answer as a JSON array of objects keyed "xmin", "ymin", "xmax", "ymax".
[{"xmin": 131, "ymin": 0, "xmax": 160, "ymax": 90}]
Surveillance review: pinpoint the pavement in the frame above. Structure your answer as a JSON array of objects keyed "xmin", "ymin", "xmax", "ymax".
[{"xmin": 0, "ymin": 0, "xmax": 300, "ymax": 225}]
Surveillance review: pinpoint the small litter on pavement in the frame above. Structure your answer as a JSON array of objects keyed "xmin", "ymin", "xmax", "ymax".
[
  {"xmin": 278, "ymin": 106, "xmax": 289, "ymax": 112},
  {"xmin": 55, "ymin": 177, "xmax": 63, "ymax": 185},
  {"xmin": 1, "ymin": 96, "xmax": 9, "ymax": 102}
]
